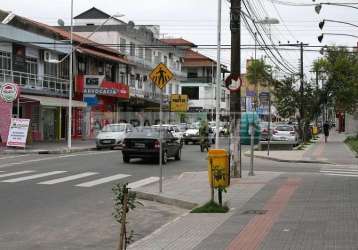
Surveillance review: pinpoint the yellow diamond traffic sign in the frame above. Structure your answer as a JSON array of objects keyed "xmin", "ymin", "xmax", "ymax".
[{"xmin": 149, "ymin": 63, "xmax": 174, "ymax": 89}]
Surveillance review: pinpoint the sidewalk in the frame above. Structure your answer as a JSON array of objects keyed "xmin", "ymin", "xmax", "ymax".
[
  {"xmin": 129, "ymin": 171, "xmax": 282, "ymax": 250},
  {"xmin": 247, "ymin": 131, "xmax": 358, "ymax": 165},
  {"xmin": 0, "ymin": 139, "xmax": 96, "ymax": 154}
]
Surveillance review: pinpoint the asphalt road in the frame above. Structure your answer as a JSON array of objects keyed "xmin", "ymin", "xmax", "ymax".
[{"xmin": 0, "ymin": 144, "xmax": 334, "ymax": 249}]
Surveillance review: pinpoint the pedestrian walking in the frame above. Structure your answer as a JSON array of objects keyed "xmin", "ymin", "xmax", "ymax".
[{"xmin": 323, "ymin": 121, "xmax": 330, "ymax": 143}]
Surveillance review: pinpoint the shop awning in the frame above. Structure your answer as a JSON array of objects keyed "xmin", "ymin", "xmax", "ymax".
[{"xmin": 21, "ymin": 95, "xmax": 87, "ymax": 108}]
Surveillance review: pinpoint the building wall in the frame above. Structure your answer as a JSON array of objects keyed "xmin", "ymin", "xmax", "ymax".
[
  {"xmin": 0, "ymin": 99, "xmax": 13, "ymax": 144},
  {"xmin": 345, "ymin": 112, "xmax": 358, "ymax": 134}
]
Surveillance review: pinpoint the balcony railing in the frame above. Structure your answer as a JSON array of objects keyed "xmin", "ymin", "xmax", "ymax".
[
  {"xmin": 182, "ymin": 77, "xmax": 214, "ymax": 84},
  {"xmin": 0, "ymin": 69, "xmax": 69, "ymax": 96},
  {"xmin": 129, "ymin": 86, "xmax": 169, "ymax": 104}
]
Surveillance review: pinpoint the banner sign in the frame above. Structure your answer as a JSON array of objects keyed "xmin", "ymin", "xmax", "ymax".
[
  {"xmin": 170, "ymin": 94, "xmax": 188, "ymax": 112},
  {"xmin": 6, "ymin": 118, "xmax": 30, "ymax": 148}
]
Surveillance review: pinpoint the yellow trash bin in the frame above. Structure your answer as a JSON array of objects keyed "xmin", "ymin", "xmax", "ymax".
[
  {"xmin": 312, "ymin": 127, "xmax": 318, "ymax": 135},
  {"xmin": 208, "ymin": 149, "xmax": 230, "ymax": 189}
]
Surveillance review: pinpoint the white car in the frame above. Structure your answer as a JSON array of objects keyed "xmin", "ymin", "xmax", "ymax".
[
  {"xmin": 151, "ymin": 124, "xmax": 184, "ymax": 144},
  {"xmin": 96, "ymin": 123, "xmax": 133, "ymax": 149},
  {"xmin": 271, "ymin": 125, "xmax": 298, "ymax": 144}
]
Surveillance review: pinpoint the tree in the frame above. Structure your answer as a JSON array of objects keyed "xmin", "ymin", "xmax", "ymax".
[
  {"xmin": 313, "ymin": 47, "xmax": 358, "ymax": 114},
  {"xmin": 246, "ymin": 59, "xmax": 272, "ymax": 85}
]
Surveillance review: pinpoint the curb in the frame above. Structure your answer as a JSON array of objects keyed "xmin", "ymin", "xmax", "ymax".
[
  {"xmin": 134, "ymin": 191, "xmax": 198, "ymax": 210},
  {"xmin": 244, "ymin": 153, "xmax": 335, "ymax": 165},
  {"xmin": 1, "ymin": 147, "xmax": 97, "ymax": 155}
]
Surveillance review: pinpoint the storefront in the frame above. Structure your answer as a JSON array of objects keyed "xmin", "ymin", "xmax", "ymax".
[
  {"xmin": 18, "ymin": 95, "xmax": 87, "ymax": 142},
  {"xmin": 75, "ymin": 75, "xmax": 129, "ymax": 138}
]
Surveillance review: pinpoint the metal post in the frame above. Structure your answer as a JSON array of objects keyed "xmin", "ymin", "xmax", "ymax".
[
  {"xmin": 267, "ymin": 85, "xmax": 271, "ymax": 156},
  {"xmin": 159, "ymin": 88, "xmax": 163, "ymax": 193},
  {"xmin": 230, "ymin": 0, "xmax": 242, "ymax": 178},
  {"xmin": 249, "ymin": 123, "xmax": 255, "ymax": 176},
  {"xmin": 299, "ymin": 42, "xmax": 304, "ymax": 143},
  {"xmin": 68, "ymin": 0, "xmax": 73, "ymax": 151},
  {"xmin": 215, "ymin": 0, "xmax": 222, "ymax": 149}
]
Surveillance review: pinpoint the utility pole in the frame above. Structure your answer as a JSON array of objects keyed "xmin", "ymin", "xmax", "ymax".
[
  {"xmin": 230, "ymin": 0, "xmax": 241, "ymax": 178},
  {"xmin": 299, "ymin": 42, "xmax": 305, "ymax": 143}
]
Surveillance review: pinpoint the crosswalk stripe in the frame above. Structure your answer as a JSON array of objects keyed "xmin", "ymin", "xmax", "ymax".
[
  {"xmin": 321, "ymin": 169, "xmax": 358, "ymax": 172},
  {"xmin": 128, "ymin": 177, "xmax": 159, "ymax": 189},
  {"xmin": 0, "ymin": 171, "xmax": 35, "ymax": 178},
  {"xmin": 2, "ymin": 171, "xmax": 67, "ymax": 183},
  {"xmin": 323, "ymin": 173, "xmax": 358, "ymax": 177},
  {"xmin": 321, "ymin": 170, "xmax": 358, "ymax": 175},
  {"xmin": 75, "ymin": 174, "xmax": 130, "ymax": 187},
  {"xmin": 38, "ymin": 172, "xmax": 98, "ymax": 185}
]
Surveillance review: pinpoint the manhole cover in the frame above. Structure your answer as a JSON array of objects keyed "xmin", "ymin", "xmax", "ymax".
[{"xmin": 241, "ymin": 209, "xmax": 267, "ymax": 215}]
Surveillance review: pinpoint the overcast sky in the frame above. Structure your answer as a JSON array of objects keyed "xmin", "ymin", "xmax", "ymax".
[{"xmin": 3, "ymin": 0, "xmax": 358, "ymax": 79}]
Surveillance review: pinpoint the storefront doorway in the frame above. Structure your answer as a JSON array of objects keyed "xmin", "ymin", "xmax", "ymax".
[{"xmin": 43, "ymin": 108, "xmax": 56, "ymax": 141}]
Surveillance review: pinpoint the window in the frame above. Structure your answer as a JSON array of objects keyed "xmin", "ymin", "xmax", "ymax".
[
  {"xmin": 130, "ymin": 42, "xmax": 135, "ymax": 56},
  {"xmin": 182, "ymin": 86, "xmax": 199, "ymax": 100},
  {"xmin": 26, "ymin": 57, "xmax": 37, "ymax": 75},
  {"xmin": 0, "ymin": 50, "xmax": 12, "ymax": 75},
  {"xmin": 120, "ymin": 38, "xmax": 127, "ymax": 54},
  {"xmin": 145, "ymin": 49, "xmax": 152, "ymax": 62},
  {"xmin": 137, "ymin": 47, "xmax": 144, "ymax": 59},
  {"xmin": 78, "ymin": 55, "xmax": 86, "ymax": 75},
  {"xmin": 130, "ymin": 75, "xmax": 135, "ymax": 87},
  {"xmin": 187, "ymin": 71, "xmax": 198, "ymax": 78},
  {"xmin": 175, "ymin": 84, "xmax": 179, "ymax": 94},
  {"xmin": 105, "ymin": 63, "xmax": 115, "ymax": 81},
  {"xmin": 221, "ymin": 89, "xmax": 226, "ymax": 102},
  {"xmin": 44, "ymin": 62, "xmax": 58, "ymax": 76},
  {"xmin": 120, "ymin": 72, "xmax": 125, "ymax": 83},
  {"xmin": 164, "ymin": 56, "xmax": 168, "ymax": 65},
  {"xmin": 168, "ymin": 84, "xmax": 172, "ymax": 94}
]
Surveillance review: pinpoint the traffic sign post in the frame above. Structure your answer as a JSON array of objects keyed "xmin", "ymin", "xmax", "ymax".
[{"xmin": 149, "ymin": 63, "xmax": 174, "ymax": 193}]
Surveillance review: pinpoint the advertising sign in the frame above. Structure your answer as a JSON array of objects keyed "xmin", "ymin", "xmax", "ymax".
[
  {"xmin": 170, "ymin": 94, "xmax": 188, "ymax": 112},
  {"xmin": 0, "ymin": 83, "xmax": 19, "ymax": 103},
  {"xmin": 6, "ymin": 118, "xmax": 30, "ymax": 148}
]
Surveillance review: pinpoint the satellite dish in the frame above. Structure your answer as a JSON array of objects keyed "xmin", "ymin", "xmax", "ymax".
[{"xmin": 57, "ymin": 19, "xmax": 65, "ymax": 26}]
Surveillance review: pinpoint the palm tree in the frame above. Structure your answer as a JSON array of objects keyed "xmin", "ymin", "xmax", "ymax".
[{"xmin": 246, "ymin": 59, "xmax": 272, "ymax": 85}]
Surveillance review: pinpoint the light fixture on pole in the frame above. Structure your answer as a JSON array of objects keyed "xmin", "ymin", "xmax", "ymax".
[
  {"xmin": 314, "ymin": 2, "xmax": 358, "ymax": 14},
  {"xmin": 319, "ymin": 19, "xmax": 358, "ymax": 30},
  {"xmin": 318, "ymin": 32, "xmax": 358, "ymax": 43}
]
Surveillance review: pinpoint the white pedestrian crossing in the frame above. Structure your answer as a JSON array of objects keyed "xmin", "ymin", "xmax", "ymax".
[
  {"xmin": 320, "ymin": 168, "xmax": 358, "ymax": 178},
  {"xmin": 0, "ymin": 171, "xmax": 35, "ymax": 178},
  {"xmin": 2, "ymin": 171, "xmax": 67, "ymax": 183},
  {"xmin": 38, "ymin": 172, "xmax": 98, "ymax": 185},
  {"xmin": 0, "ymin": 170, "xmax": 157, "ymax": 189},
  {"xmin": 75, "ymin": 173, "xmax": 130, "ymax": 187},
  {"xmin": 128, "ymin": 177, "xmax": 159, "ymax": 189}
]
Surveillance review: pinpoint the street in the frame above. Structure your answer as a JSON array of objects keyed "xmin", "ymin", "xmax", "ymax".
[{"xmin": 0, "ymin": 141, "xmax": 354, "ymax": 249}]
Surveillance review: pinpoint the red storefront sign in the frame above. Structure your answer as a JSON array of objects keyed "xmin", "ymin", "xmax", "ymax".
[{"xmin": 76, "ymin": 75, "xmax": 129, "ymax": 99}]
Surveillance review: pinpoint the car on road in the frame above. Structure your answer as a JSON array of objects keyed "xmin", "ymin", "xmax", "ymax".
[
  {"xmin": 152, "ymin": 124, "xmax": 184, "ymax": 144},
  {"xmin": 96, "ymin": 123, "xmax": 133, "ymax": 150},
  {"xmin": 260, "ymin": 121, "xmax": 273, "ymax": 141},
  {"xmin": 183, "ymin": 123, "xmax": 200, "ymax": 145},
  {"xmin": 122, "ymin": 127, "xmax": 182, "ymax": 164},
  {"xmin": 271, "ymin": 125, "xmax": 298, "ymax": 144}
]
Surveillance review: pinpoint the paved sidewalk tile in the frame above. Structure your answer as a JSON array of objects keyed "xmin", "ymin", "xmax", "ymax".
[{"xmin": 129, "ymin": 171, "xmax": 282, "ymax": 250}]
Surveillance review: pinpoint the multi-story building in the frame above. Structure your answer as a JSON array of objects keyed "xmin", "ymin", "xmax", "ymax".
[
  {"xmin": 64, "ymin": 7, "xmax": 188, "ymax": 125},
  {"xmin": 165, "ymin": 39, "xmax": 230, "ymax": 121},
  {"xmin": 0, "ymin": 9, "xmax": 131, "ymax": 143}
]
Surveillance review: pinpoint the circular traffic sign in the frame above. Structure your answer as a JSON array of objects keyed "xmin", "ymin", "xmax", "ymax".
[{"xmin": 224, "ymin": 74, "xmax": 242, "ymax": 93}]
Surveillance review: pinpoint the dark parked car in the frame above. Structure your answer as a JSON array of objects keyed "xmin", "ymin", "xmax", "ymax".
[{"xmin": 122, "ymin": 127, "xmax": 182, "ymax": 164}]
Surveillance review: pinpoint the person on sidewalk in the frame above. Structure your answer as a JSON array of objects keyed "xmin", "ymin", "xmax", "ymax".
[{"xmin": 323, "ymin": 121, "xmax": 330, "ymax": 143}]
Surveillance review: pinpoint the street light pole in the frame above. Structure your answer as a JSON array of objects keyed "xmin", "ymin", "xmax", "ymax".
[
  {"xmin": 68, "ymin": 0, "xmax": 73, "ymax": 151},
  {"xmin": 215, "ymin": 0, "xmax": 222, "ymax": 149}
]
